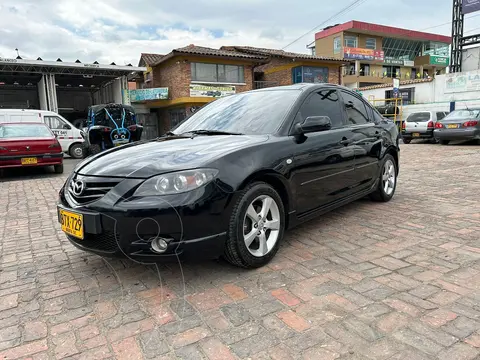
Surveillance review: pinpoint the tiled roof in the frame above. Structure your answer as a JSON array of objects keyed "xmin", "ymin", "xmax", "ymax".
[
  {"xmin": 358, "ymin": 78, "xmax": 434, "ymax": 91},
  {"xmin": 221, "ymin": 46, "xmax": 348, "ymax": 63},
  {"xmin": 152, "ymin": 44, "xmax": 267, "ymax": 66},
  {"xmin": 139, "ymin": 53, "xmax": 164, "ymax": 66}
]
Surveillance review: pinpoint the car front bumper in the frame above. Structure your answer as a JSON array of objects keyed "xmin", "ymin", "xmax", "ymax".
[
  {"xmin": 434, "ymin": 128, "xmax": 480, "ymax": 141},
  {"xmin": 57, "ymin": 178, "xmax": 231, "ymax": 262}
]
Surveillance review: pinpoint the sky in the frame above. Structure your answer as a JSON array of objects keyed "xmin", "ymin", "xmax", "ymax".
[{"xmin": 0, "ymin": 0, "xmax": 475, "ymax": 66}]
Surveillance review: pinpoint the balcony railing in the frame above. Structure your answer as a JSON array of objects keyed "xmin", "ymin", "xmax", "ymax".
[
  {"xmin": 342, "ymin": 70, "xmax": 430, "ymax": 80},
  {"xmin": 254, "ymin": 81, "xmax": 279, "ymax": 89}
]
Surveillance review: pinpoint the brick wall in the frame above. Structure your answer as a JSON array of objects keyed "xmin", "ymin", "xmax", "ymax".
[{"xmin": 152, "ymin": 59, "xmax": 191, "ymax": 99}]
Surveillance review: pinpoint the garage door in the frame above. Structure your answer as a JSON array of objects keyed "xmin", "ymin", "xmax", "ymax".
[
  {"xmin": 0, "ymin": 88, "xmax": 39, "ymax": 109},
  {"xmin": 137, "ymin": 113, "xmax": 159, "ymax": 140}
]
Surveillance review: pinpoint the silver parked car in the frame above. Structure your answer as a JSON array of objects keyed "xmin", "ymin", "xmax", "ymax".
[
  {"xmin": 434, "ymin": 108, "xmax": 480, "ymax": 145},
  {"xmin": 401, "ymin": 111, "xmax": 449, "ymax": 144}
]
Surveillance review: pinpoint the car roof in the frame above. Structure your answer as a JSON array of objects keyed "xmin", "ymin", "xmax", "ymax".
[
  {"xmin": 0, "ymin": 122, "xmax": 49, "ymax": 126},
  {"xmin": 248, "ymin": 83, "xmax": 352, "ymax": 94}
]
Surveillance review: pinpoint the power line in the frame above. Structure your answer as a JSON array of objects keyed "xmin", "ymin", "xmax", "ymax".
[{"xmin": 282, "ymin": 0, "xmax": 368, "ymax": 50}]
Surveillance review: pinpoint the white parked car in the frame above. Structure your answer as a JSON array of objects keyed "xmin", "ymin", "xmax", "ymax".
[
  {"xmin": 401, "ymin": 111, "xmax": 449, "ymax": 144},
  {"xmin": 0, "ymin": 109, "xmax": 85, "ymax": 158}
]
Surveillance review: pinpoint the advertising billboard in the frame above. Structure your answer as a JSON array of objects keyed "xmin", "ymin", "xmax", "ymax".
[
  {"xmin": 189, "ymin": 84, "xmax": 236, "ymax": 98},
  {"xmin": 129, "ymin": 87, "xmax": 168, "ymax": 102},
  {"xmin": 445, "ymin": 69, "xmax": 480, "ymax": 93},
  {"xmin": 344, "ymin": 47, "xmax": 384, "ymax": 61},
  {"xmin": 463, "ymin": 0, "xmax": 480, "ymax": 14}
]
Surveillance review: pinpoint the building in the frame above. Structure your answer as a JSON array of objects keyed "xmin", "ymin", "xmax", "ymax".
[
  {"xmin": 310, "ymin": 21, "xmax": 451, "ymax": 89},
  {"xmin": 221, "ymin": 46, "xmax": 348, "ymax": 88},
  {"xmin": 0, "ymin": 57, "xmax": 145, "ymax": 122},
  {"xmin": 131, "ymin": 45, "xmax": 349, "ymax": 136}
]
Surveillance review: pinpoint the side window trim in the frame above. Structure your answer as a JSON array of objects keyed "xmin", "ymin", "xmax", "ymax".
[
  {"xmin": 339, "ymin": 89, "xmax": 372, "ymax": 126},
  {"xmin": 292, "ymin": 88, "xmax": 348, "ymax": 133}
]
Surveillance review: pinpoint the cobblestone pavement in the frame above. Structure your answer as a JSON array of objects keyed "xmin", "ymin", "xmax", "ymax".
[{"xmin": 1, "ymin": 144, "xmax": 480, "ymax": 360}]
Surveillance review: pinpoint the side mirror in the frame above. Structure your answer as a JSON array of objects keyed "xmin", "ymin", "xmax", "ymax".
[
  {"xmin": 295, "ymin": 116, "xmax": 332, "ymax": 134},
  {"xmin": 63, "ymin": 124, "xmax": 71, "ymax": 130}
]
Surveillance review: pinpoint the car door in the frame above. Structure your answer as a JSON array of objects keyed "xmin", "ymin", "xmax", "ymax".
[
  {"xmin": 44, "ymin": 115, "xmax": 72, "ymax": 152},
  {"xmin": 290, "ymin": 88, "xmax": 357, "ymax": 215},
  {"xmin": 339, "ymin": 90, "xmax": 383, "ymax": 190}
]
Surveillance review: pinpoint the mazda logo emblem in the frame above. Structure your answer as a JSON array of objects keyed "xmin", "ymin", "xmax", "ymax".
[{"xmin": 70, "ymin": 179, "xmax": 85, "ymax": 196}]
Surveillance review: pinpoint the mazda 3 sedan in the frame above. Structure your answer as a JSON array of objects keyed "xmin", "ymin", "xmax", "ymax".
[{"xmin": 58, "ymin": 84, "xmax": 400, "ymax": 268}]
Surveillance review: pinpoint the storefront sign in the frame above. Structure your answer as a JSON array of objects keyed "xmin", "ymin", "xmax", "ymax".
[
  {"xmin": 0, "ymin": 57, "xmax": 17, "ymax": 63},
  {"xmin": 384, "ymin": 58, "xmax": 404, "ymax": 66},
  {"xmin": 463, "ymin": 0, "xmax": 480, "ymax": 14},
  {"xmin": 430, "ymin": 56, "xmax": 449, "ymax": 66},
  {"xmin": 445, "ymin": 69, "xmax": 480, "ymax": 93},
  {"xmin": 404, "ymin": 60, "xmax": 415, "ymax": 67},
  {"xmin": 343, "ymin": 47, "xmax": 384, "ymax": 61},
  {"xmin": 189, "ymin": 84, "xmax": 236, "ymax": 98},
  {"xmin": 129, "ymin": 87, "xmax": 168, "ymax": 102}
]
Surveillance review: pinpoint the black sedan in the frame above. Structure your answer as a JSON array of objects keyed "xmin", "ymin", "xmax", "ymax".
[
  {"xmin": 434, "ymin": 108, "xmax": 480, "ymax": 145},
  {"xmin": 58, "ymin": 84, "xmax": 400, "ymax": 268}
]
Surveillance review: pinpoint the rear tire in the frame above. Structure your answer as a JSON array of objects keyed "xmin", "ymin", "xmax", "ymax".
[
  {"xmin": 89, "ymin": 144, "xmax": 102, "ymax": 155},
  {"xmin": 440, "ymin": 140, "xmax": 450, "ymax": 145},
  {"xmin": 224, "ymin": 182, "xmax": 285, "ymax": 268},
  {"xmin": 69, "ymin": 143, "xmax": 84, "ymax": 159},
  {"xmin": 370, "ymin": 154, "xmax": 397, "ymax": 202},
  {"xmin": 402, "ymin": 138, "xmax": 411, "ymax": 144},
  {"xmin": 54, "ymin": 164, "xmax": 64, "ymax": 174}
]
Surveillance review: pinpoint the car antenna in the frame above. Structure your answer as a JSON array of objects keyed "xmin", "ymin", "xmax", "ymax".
[{"xmin": 464, "ymin": 103, "xmax": 471, "ymax": 112}]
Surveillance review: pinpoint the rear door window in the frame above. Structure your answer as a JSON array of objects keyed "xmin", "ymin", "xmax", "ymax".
[
  {"xmin": 407, "ymin": 112, "xmax": 431, "ymax": 122},
  {"xmin": 436, "ymin": 112, "xmax": 447, "ymax": 120}
]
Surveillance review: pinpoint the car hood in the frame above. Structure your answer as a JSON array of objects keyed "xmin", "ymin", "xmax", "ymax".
[{"xmin": 75, "ymin": 134, "xmax": 269, "ymax": 178}]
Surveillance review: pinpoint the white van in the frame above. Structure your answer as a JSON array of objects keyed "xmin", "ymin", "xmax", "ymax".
[{"xmin": 0, "ymin": 109, "xmax": 85, "ymax": 158}]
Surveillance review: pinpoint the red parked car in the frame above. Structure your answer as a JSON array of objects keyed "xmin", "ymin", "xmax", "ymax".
[{"xmin": 0, "ymin": 122, "xmax": 64, "ymax": 175}]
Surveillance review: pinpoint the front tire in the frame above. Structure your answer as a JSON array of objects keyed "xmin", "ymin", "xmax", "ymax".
[
  {"xmin": 224, "ymin": 182, "xmax": 285, "ymax": 268},
  {"xmin": 69, "ymin": 143, "xmax": 84, "ymax": 159},
  {"xmin": 89, "ymin": 144, "xmax": 102, "ymax": 155},
  {"xmin": 403, "ymin": 138, "xmax": 411, "ymax": 144},
  {"xmin": 370, "ymin": 154, "xmax": 397, "ymax": 202}
]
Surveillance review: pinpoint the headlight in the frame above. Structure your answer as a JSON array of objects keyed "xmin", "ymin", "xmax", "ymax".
[{"xmin": 133, "ymin": 169, "xmax": 219, "ymax": 196}]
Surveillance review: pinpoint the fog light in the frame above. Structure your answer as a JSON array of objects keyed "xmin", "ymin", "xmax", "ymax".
[{"xmin": 151, "ymin": 237, "xmax": 170, "ymax": 254}]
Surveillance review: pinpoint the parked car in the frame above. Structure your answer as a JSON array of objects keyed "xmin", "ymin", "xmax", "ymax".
[
  {"xmin": 0, "ymin": 109, "xmax": 85, "ymax": 159},
  {"xmin": 57, "ymin": 84, "xmax": 400, "ymax": 268},
  {"xmin": 401, "ymin": 110, "xmax": 449, "ymax": 143},
  {"xmin": 0, "ymin": 122, "xmax": 63, "ymax": 175},
  {"xmin": 434, "ymin": 108, "xmax": 480, "ymax": 145}
]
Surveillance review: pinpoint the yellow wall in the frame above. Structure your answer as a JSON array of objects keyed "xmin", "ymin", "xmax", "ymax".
[{"xmin": 315, "ymin": 33, "xmax": 344, "ymax": 58}]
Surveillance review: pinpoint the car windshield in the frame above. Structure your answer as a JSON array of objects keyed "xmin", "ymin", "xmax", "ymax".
[
  {"xmin": 0, "ymin": 124, "xmax": 52, "ymax": 138},
  {"xmin": 172, "ymin": 89, "xmax": 301, "ymax": 135},
  {"xmin": 407, "ymin": 112, "xmax": 431, "ymax": 122},
  {"xmin": 442, "ymin": 109, "xmax": 480, "ymax": 120}
]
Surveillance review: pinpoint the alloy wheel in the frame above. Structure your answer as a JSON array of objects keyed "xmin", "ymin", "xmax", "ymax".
[
  {"xmin": 243, "ymin": 195, "xmax": 280, "ymax": 257},
  {"xmin": 382, "ymin": 159, "xmax": 396, "ymax": 196}
]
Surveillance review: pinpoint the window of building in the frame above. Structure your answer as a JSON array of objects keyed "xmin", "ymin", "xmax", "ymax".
[
  {"xmin": 334, "ymin": 36, "xmax": 342, "ymax": 54},
  {"xmin": 191, "ymin": 63, "xmax": 245, "ymax": 83},
  {"xmin": 45, "ymin": 116, "xmax": 69, "ymax": 129},
  {"xmin": 297, "ymin": 89, "xmax": 345, "ymax": 128},
  {"xmin": 365, "ymin": 38, "xmax": 376, "ymax": 50},
  {"xmin": 340, "ymin": 91, "xmax": 370, "ymax": 125},
  {"xmin": 292, "ymin": 66, "xmax": 329, "ymax": 83},
  {"xmin": 360, "ymin": 64, "xmax": 370, "ymax": 76},
  {"xmin": 344, "ymin": 35, "xmax": 358, "ymax": 48}
]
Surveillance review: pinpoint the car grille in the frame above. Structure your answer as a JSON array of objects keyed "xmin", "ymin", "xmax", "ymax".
[
  {"xmin": 67, "ymin": 231, "xmax": 119, "ymax": 253},
  {"xmin": 67, "ymin": 176, "xmax": 120, "ymax": 205}
]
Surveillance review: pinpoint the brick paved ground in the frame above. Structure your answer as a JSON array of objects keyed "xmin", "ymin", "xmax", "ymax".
[{"xmin": 1, "ymin": 143, "xmax": 480, "ymax": 360}]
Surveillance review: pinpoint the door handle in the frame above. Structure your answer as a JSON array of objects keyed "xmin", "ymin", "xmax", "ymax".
[{"xmin": 340, "ymin": 137, "xmax": 351, "ymax": 146}]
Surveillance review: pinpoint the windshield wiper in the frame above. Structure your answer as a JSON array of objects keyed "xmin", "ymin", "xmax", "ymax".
[{"xmin": 182, "ymin": 130, "xmax": 244, "ymax": 136}]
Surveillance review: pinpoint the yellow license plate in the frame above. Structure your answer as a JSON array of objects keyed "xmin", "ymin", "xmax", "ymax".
[
  {"xmin": 447, "ymin": 124, "xmax": 458, "ymax": 129},
  {"xmin": 21, "ymin": 157, "xmax": 37, "ymax": 165},
  {"xmin": 59, "ymin": 209, "xmax": 84, "ymax": 239},
  {"xmin": 412, "ymin": 133, "xmax": 420, "ymax": 137}
]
